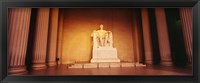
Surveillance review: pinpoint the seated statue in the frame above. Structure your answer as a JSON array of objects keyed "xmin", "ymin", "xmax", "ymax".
[
  {"xmin": 91, "ymin": 24, "xmax": 113, "ymax": 48},
  {"xmin": 90, "ymin": 24, "xmax": 120, "ymax": 63}
]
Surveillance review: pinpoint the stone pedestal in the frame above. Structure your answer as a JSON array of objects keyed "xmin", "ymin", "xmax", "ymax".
[{"xmin": 90, "ymin": 48, "xmax": 120, "ymax": 63}]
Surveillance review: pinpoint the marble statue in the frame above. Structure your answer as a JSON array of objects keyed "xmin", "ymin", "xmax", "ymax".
[
  {"xmin": 91, "ymin": 24, "xmax": 113, "ymax": 48},
  {"xmin": 90, "ymin": 24, "xmax": 120, "ymax": 63}
]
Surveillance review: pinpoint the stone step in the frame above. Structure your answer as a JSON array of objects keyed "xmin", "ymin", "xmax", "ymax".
[
  {"xmin": 68, "ymin": 63, "xmax": 146, "ymax": 69},
  {"xmin": 121, "ymin": 63, "xmax": 135, "ymax": 67},
  {"xmin": 83, "ymin": 63, "xmax": 98, "ymax": 68},
  {"xmin": 135, "ymin": 63, "xmax": 147, "ymax": 67},
  {"xmin": 98, "ymin": 63, "xmax": 110, "ymax": 68},
  {"xmin": 68, "ymin": 64, "xmax": 83, "ymax": 68},
  {"xmin": 110, "ymin": 63, "xmax": 121, "ymax": 67}
]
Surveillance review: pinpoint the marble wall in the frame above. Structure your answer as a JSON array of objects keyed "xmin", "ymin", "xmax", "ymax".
[{"xmin": 61, "ymin": 8, "xmax": 135, "ymax": 64}]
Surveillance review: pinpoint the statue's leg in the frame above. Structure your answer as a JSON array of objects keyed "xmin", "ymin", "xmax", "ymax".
[
  {"xmin": 105, "ymin": 37, "xmax": 108, "ymax": 47},
  {"xmin": 100, "ymin": 37, "xmax": 103, "ymax": 47},
  {"xmin": 102, "ymin": 39, "xmax": 105, "ymax": 46},
  {"xmin": 96, "ymin": 37, "xmax": 99, "ymax": 48}
]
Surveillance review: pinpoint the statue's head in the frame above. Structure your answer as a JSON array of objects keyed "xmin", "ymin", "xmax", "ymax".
[{"xmin": 100, "ymin": 24, "xmax": 103, "ymax": 30}]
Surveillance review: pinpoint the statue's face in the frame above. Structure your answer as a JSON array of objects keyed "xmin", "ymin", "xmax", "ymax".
[{"xmin": 100, "ymin": 25, "xmax": 103, "ymax": 30}]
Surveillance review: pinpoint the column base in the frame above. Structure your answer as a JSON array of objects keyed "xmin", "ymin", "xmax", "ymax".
[
  {"xmin": 8, "ymin": 66, "xmax": 28, "ymax": 75},
  {"xmin": 47, "ymin": 61, "xmax": 57, "ymax": 66},
  {"xmin": 160, "ymin": 61, "xmax": 173, "ymax": 66},
  {"xmin": 186, "ymin": 63, "xmax": 192, "ymax": 69},
  {"xmin": 145, "ymin": 60, "xmax": 153, "ymax": 65},
  {"xmin": 135, "ymin": 62, "xmax": 147, "ymax": 67},
  {"xmin": 32, "ymin": 63, "xmax": 47, "ymax": 70}
]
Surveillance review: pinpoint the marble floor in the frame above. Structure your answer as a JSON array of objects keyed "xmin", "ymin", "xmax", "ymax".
[{"xmin": 21, "ymin": 64, "xmax": 192, "ymax": 76}]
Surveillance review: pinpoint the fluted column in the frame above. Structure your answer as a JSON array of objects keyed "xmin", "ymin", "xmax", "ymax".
[
  {"xmin": 132, "ymin": 9, "xmax": 143, "ymax": 63},
  {"xmin": 47, "ymin": 8, "xmax": 59, "ymax": 66},
  {"xmin": 32, "ymin": 8, "xmax": 50, "ymax": 70},
  {"xmin": 155, "ymin": 8, "xmax": 172, "ymax": 66},
  {"xmin": 57, "ymin": 9, "xmax": 64, "ymax": 64},
  {"xmin": 141, "ymin": 8, "xmax": 153, "ymax": 64},
  {"xmin": 8, "ymin": 8, "xmax": 31, "ymax": 74},
  {"xmin": 179, "ymin": 8, "xmax": 192, "ymax": 64}
]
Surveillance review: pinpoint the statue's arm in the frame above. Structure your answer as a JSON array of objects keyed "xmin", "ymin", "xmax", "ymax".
[{"xmin": 91, "ymin": 30, "xmax": 95, "ymax": 37}]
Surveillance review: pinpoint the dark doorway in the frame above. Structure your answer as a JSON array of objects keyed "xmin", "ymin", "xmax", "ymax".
[{"xmin": 165, "ymin": 8, "xmax": 188, "ymax": 66}]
